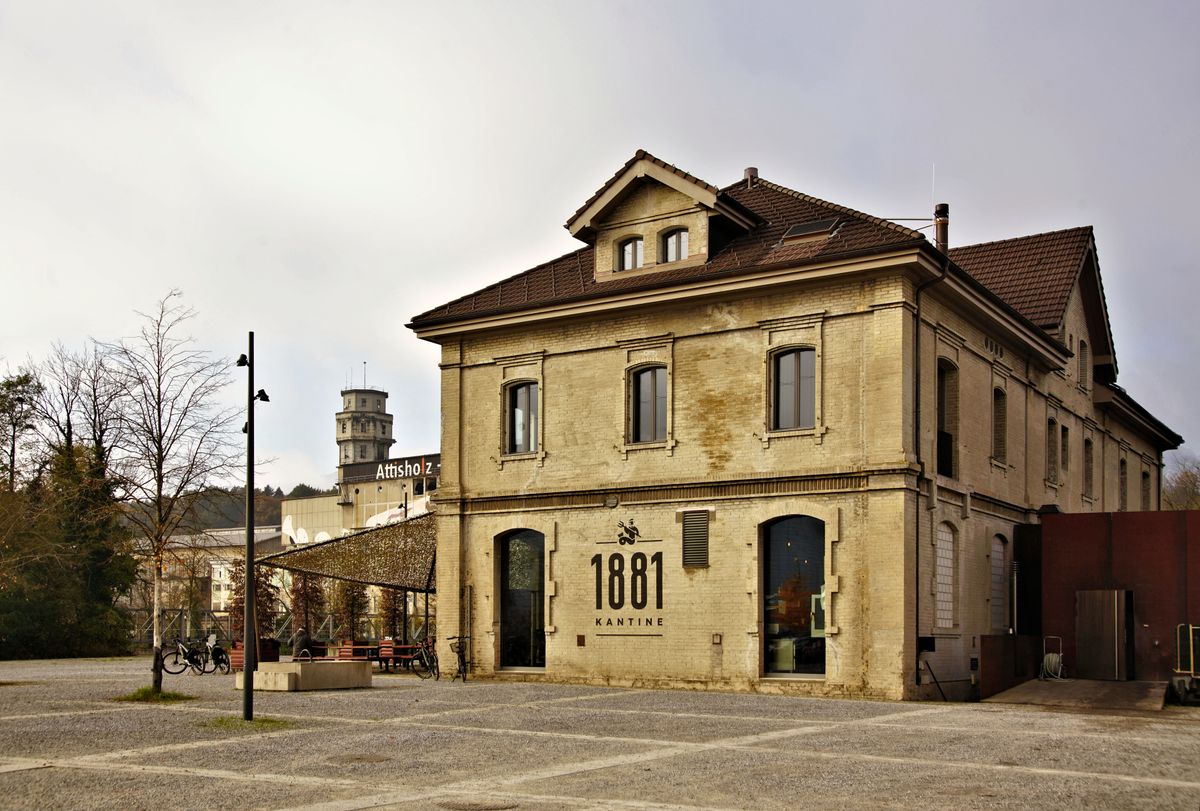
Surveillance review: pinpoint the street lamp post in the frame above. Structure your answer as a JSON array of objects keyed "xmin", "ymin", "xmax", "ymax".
[{"xmin": 237, "ymin": 333, "xmax": 269, "ymax": 721}]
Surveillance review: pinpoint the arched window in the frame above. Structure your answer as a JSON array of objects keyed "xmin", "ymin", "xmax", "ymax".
[
  {"xmin": 498, "ymin": 529, "xmax": 545, "ymax": 668},
  {"xmin": 504, "ymin": 381, "xmax": 538, "ymax": 454},
  {"xmin": 771, "ymin": 348, "xmax": 816, "ymax": 431},
  {"xmin": 1046, "ymin": 418, "xmax": 1059, "ymax": 484},
  {"xmin": 992, "ymin": 388, "xmax": 1007, "ymax": 464},
  {"xmin": 661, "ymin": 228, "xmax": 688, "ymax": 263},
  {"xmin": 934, "ymin": 522, "xmax": 957, "ymax": 630},
  {"xmin": 990, "ymin": 534, "xmax": 1008, "ymax": 631},
  {"xmin": 618, "ymin": 237, "xmax": 644, "ymax": 271},
  {"xmin": 629, "ymin": 365, "xmax": 667, "ymax": 443},
  {"xmin": 936, "ymin": 359, "xmax": 958, "ymax": 478},
  {"xmin": 762, "ymin": 516, "xmax": 825, "ymax": 675},
  {"xmin": 1078, "ymin": 340, "xmax": 1090, "ymax": 390}
]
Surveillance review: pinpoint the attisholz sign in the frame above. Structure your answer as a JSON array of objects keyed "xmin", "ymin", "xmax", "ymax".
[
  {"xmin": 592, "ymin": 519, "xmax": 664, "ymax": 635},
  {"xmin": 339, "ymin": 454, "xmax": 441, "ymax": 483}
]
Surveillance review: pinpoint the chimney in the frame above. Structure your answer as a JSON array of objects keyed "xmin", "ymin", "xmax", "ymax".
[
  {"xmin": 744, "ymin": 166, "xmax": 758, "ymax": 189},
  {"xmin": 934, "ymin": 203, "xmax": 949, "ymax": 253}
]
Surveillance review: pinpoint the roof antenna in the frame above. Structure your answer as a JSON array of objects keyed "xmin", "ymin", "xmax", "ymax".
[
  {"xmin": 363, "ymin": 361, "xmax": 367, "ymax": 389},
  {"xmin": 930, "ymin": 163, "xmax": 936, "ymax": 218}
]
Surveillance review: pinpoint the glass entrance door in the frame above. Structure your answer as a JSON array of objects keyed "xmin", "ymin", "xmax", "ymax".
[
  {"xmin": 500, "ymin": 530, "xmax": 545, "ymax": 668},
  {"xmin": 763, "ymin": 516, "xmax": 825, "ymax": 675}
]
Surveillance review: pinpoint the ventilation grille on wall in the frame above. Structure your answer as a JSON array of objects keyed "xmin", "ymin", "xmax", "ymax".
[{"xmin": 682, "ymin": 510, "xmax": 710, "ymax": 567}]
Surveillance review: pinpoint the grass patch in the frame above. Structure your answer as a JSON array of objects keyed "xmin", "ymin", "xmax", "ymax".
[
  {"xmin": 115, "ymin": 686, "xmax": 195, "ymax": 703},
  {"xmin": 204, "ymin": 716, "xmax": 293, "ymax": 731}
]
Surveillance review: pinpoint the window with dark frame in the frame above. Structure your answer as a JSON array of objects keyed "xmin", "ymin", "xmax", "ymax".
[
  {"xmin": 1119, "ymin": 458, "xmax": 1128, "ymax": 511},
  {"xmin": 629, "ymin": 366, "xmax": 667, "ymax": 443},
  {"xmin": 936, "ymin": 359, "xmax": 958, "ymax": 478},
  {"xmin": 1084, "ymin": 438, "xmax": 1095, "ymax": 497},
  {"xmin": 618, "ymin": 237, "xmax": 644, "ymax": 271},
  {"xmin": 1046, "ymin": 418, "xmax": 1059, "ymax": 484},
  {"xmin": 771, "ymin": 348, "xmax": 816, "ymax": 431},
  {"xmin": 992, "ymin": 388, "xmax": 1007, "ymax": 463},
  {"xmin": 662, "ymin": 228, "xmax": 688, "ymax": 263},
  {"xmin": 505, "ymin": 381, "xmax": 538, "ymax": 454}
]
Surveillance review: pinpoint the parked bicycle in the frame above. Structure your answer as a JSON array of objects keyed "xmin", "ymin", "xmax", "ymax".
[
  {"xmin": 409, "ymin": 636, "xmax": 439, "ymax": 681},
  {"xmin": 160, "ymin": 635, "xmax": 229, "ymax": 675},
  {"xmin": 447, "ymin": 635, "xmax": 470, "ymax": 683}
]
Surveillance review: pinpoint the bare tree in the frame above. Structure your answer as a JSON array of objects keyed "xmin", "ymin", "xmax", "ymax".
[
  {"xmin": 106, "ymin": 291, "xmax": 239, "ymax": 692},
  {"xmin": 1163, "ymin": 451, "xmax": 1200, "ymax": 510}
]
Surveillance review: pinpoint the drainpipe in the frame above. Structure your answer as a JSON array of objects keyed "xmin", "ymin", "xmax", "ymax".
[{"xmin": 913, "ymin": 204, "xmax": 950, "ymax": 686}]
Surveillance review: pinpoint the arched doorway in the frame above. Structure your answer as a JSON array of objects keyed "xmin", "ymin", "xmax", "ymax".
[
  {"xmin": 763, "ymin": 516, "xmax": 825, "ymax": 675},
  {"xmin": 499, "ymin": 529, "xmax": 545, "ymax": 668}
]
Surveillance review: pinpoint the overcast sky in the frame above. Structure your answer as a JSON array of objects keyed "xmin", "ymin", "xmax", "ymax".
[{"xmin": 2, "ymin": 1, "xmax": 1197, "ymax": 490}]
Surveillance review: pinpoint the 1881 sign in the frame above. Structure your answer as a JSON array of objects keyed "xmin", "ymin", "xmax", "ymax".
[{"xmin": 592, "ymin": 519, "xmax": 664, "ymax": 632}]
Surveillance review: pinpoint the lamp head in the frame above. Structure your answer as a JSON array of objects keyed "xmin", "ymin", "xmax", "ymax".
[
  {"xmin": 255, "ymin": 389, "xmax": 270, "ymax": 403},
  {"xmin": 236, "ymin": 354, "xmax": 249, "ymax": 367}
]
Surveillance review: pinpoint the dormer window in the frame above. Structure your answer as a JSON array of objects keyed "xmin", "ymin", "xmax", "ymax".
[
  {"xmin": 618, "ymin": 237, "xmax": 644, "ymax": 271},
  {"xmin": 662, "ymin": 228, "xmax": 688, "ymax": 263}
]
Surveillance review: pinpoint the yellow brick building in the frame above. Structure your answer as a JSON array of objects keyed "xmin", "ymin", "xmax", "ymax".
[{"xmin": 408, "ymin": 151, "xmax": 1180, "ymax": 699}]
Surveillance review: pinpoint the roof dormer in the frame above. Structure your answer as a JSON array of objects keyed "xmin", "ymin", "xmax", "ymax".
[{"xmin": 566, "ymin": 150, "xmax": 758, "ymax": 283}]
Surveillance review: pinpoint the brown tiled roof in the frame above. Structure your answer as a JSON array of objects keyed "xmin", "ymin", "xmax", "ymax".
[
  {"xmin": 410, "ymin": 173, "xmax": 926, "ymax": 327},
  {"xmin": 949, "ymin": 227, "xmax": 1093, "ymax": 330}
]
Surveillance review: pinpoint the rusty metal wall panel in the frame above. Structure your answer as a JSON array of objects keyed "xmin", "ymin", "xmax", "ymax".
[{"xmin": 1075, "ymin": 590, "xmax": 1132, "ymax": 680}]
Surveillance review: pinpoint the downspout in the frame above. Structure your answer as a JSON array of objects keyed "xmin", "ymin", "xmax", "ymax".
[{"xmin": 913, "ymin": 203, "xmax": 951, "ymax": 687}]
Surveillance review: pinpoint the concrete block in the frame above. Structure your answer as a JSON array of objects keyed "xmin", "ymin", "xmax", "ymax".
[{"xmin": 235, "ymin": 661, "xmax": 372, "ymax": 691}]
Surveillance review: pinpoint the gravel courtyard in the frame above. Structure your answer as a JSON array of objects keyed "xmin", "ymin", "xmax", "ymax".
[{"xmin": 0, "ymin": 657, "xmax": 1197, "ymax": 810}]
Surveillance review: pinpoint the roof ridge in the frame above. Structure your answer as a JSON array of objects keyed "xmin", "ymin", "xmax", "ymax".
[
  {"xmin": 410, "ymin": 246, "xmax": 592, "ymax": 322},
  {"xmin": 950, "ymin": 225, "xmax": 1093, "ymax": 253},
  {"xmin": 720, "ymin": 178, "xmax": 927, "ymax": 240},
  {"xmin": 568, "ymin": 149, "xmax": 719, "ymax": 227}
]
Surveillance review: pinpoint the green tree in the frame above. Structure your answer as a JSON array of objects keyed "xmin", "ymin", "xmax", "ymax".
[
  {"xmin": 0, "ymin": 371, "xmax": 42, "ymax": 491},
  {"xmin": 228, "ymin": 562, "xmax": 281, "ymax": 643},
  {"xmin": 332, "ymin": 580, "xmax": 368, "ymax": 641},
  {"xmin": 289, "ymin": 572, "xmax": 326, "ymax": 637}
]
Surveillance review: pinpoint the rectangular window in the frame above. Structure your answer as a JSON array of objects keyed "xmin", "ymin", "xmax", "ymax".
[
  {"xmin": 772, "ymin": 348, "xmax": 815, "ymax": 430},
  {"xmin": 935, "ymin": 523, "xmax": 956, "ymax": 630},
  {"xmin": 1119, "ymin": 459, "xmax": 1128, "ymax": 511},
  {"xmin": 1046, "ymin": 420, "xmax": 1059, "ymax": 484},
  {"xmin": 630, "ymin": 366, "xmax": 667, "ymax": 443},
  {"xmin": 992, "ymin": 389, "xmax": 1007, "ymax": 463},
  {"xmin": 1061, "ymin": 425, "xmax": 1070, "ymax": 472},
  {"xmin": 506, "ymin": 382, "xmax": 538, "ymax": 454},
  {"xmin": 1141, "ymin": 471, "xmax": 1151, "ymax": 511},
  {"xmin": 681, "ymin": 510, "xmax": 709, "ymax": 567},
  {"xmin": 1083, "ymin": 439, "xmax": 1095, "ymax": 497}
]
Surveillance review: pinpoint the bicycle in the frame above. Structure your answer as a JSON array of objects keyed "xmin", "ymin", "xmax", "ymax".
[
  {"xmin": 161, "ymin": 635, "xmax": 229, "ymax": 675},
  {"xmin": 409, "ymin": 636, "xmax": 439, "ymax": 681},
  {"xmin": 447, "ymin": 635, "xmax": 470, "ymax": 683},
  {"xmin": 205, "ymin": 635, "xmax": 231, "ymax": 674},
  {"xmin": 160, "ymin": 637, "xmax": 203, "ymax": 674}
]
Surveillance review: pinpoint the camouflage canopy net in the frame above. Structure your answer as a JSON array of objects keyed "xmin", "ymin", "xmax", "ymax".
[{"xmin": 257, "ymin": 512, "xmax": 436, "ymax": 592}]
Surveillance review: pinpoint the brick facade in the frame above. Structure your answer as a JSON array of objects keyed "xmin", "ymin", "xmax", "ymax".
[{"xmin": 409, "ymin": 152, "xmax": 1179, "ymax": 699}]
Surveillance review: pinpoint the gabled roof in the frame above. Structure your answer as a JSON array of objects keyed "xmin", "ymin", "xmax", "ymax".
[
  {"xmin": 948, "ymin": 227, "xmax": 1094, "ymax": 331},
  {"xmin": 410, "ymin": 164, "xmax": 927, "ymax": 328}
]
